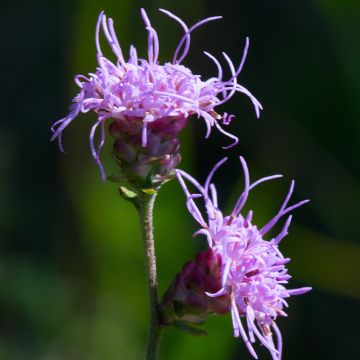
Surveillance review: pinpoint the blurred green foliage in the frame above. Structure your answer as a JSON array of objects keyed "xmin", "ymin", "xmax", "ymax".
[{"xmin": 0, "ymin": 0, "xmax": 359, "ymax": 359}]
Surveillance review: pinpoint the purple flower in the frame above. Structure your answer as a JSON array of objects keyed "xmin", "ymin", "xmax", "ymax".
[
  {"xmin": 51, "ymin": 8, "xmax": 262, "ymax": 180},
  {"xmin": 176, "ymin": 157, "xmax": 311, "ymax": 360}
]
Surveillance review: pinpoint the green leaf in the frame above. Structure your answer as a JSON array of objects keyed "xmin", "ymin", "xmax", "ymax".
[
  {"xmin": 142, "ymin": 188, "xmax": 158, "ymax": 195},
  {"xmin": 173, "ymin": 321, "xmax": 208, "ymax": 337},
  {"xmin": 118, "ymin": 185, "xmax": 139, "ymax": 206}
]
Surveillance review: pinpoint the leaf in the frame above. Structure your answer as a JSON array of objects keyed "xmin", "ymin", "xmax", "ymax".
[
  {"xmin": 142, "ymin": 188, "xmax": 158, "ymax": 195},
  {"xmin": 173, "ymin": 321, "xmax": 208, "ymax": 337},
  {"xmin": 119, "ymin": 186, "xmax": 139, "ymax": 206}
]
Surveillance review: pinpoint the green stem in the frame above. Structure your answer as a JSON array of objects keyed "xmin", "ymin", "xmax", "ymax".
[{"xmin": 137, "ymin": 192, "xmax": 163, "ymax": 360}]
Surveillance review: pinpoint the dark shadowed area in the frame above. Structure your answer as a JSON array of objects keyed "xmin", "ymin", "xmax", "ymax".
[{"xmin": 0, "ymin": 0, "xmax": 359, "ymax": 359}]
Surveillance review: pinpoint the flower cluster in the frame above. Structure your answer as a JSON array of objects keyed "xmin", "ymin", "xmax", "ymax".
[
  {"xmin": 176, "ymin": 157, "xmax": 311, "ymax": 359},
  {"xmin": 52, "ymin": 7, "xmax": 311, "ymax": 358},
  {"xmin": 51, "ymin": 8, "xmax": 262, "ymax": 181}
]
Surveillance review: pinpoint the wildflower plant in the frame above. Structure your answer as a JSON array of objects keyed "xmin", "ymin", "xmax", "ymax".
[{"xmin": 52, "ymin": 7, "xmax": 311, "ymax": 360}]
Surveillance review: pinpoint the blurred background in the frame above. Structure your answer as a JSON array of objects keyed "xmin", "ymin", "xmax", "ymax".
[{"xmin": 1, "ymin": 0, "xmax": 359, "ymax": 359}]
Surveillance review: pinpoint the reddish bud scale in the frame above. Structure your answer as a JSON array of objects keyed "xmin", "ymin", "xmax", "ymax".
[
  {"xmin": 109, "ymin": 116, "xmax": 186, "ymax": 189},
  {"xmin": 160, "ymin": 248, "xmax": 230, "ymax": 326}
]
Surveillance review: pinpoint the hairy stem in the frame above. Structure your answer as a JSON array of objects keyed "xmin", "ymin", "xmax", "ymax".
[{"xmin": 137, "ymin": 192, "xmax": 163, "ymax": 360}]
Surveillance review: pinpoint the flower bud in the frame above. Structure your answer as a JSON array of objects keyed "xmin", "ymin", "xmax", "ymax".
[
  {"xmin": 109, "ymin": 116, "xmax": 184, "ymax": 190},
  {"xmin": 159, "ymin": 248, "xmax": 230, "ymax": 327}
]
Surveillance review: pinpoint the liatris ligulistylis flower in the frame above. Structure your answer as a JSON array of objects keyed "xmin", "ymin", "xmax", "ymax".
[
  {"xmin": 175, "ymin": 157, "xmax": 311, "ymax": 359},
  {"xmin": 51, "ymin": 8, "xmax": 262, "ymax": 187}
]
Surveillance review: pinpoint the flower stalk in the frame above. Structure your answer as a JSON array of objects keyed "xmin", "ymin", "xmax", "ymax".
[{"xmin": 136, "ymin": 192, "xmax": 163, "ymax": 360}]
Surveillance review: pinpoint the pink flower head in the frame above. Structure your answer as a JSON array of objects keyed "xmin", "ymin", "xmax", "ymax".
[
  {"xmin": 51, "ymin": 8, "xmax": 262, "ymax": 180},
  {"xmin": 176, "ymin": 157, "xmax": 311, "ymax": 360}
]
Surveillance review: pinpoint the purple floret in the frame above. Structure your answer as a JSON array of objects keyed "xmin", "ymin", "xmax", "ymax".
[
  {"xmin": 176, "ymin": 157, "xmax": 311, "ymax": 360},
  {"xmin": 51, "ymin": 8, "xmax": 262, "ymax": 180}
]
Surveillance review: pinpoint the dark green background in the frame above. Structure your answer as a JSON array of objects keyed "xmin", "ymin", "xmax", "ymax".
[{"xmin": 1, "ymin": 0, "xmax": 359, "ymax": 359}]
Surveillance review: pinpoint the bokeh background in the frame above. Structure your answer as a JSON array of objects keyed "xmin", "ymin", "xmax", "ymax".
[{"xmin": 1, "ymin": 0, "xmax": 359, "ymax": 359}]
